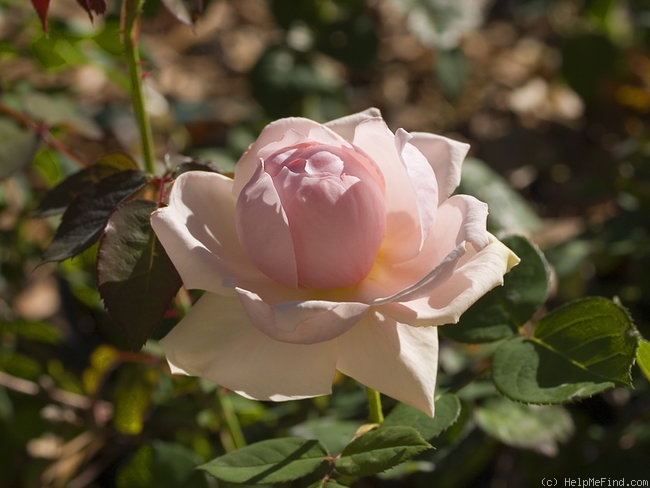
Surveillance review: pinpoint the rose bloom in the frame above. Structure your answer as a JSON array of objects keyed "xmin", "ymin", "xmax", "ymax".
[{"xmin": 151, "ymin": 108, "xmax": 519, "ymax": 416}]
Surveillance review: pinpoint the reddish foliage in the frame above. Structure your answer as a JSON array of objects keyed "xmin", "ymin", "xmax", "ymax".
[
  {"xmin": 76, "ymin": 0, "xmax": 107, "ymax": 21},
  {"xmin": 30, "ymin": 0, "xmax": 50, "ymax": 31}
]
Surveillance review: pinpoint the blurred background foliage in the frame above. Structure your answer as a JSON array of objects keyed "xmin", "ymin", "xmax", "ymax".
[{"xmin": 1, "ymin": 0, "xmax": 650, "ymax": 486}]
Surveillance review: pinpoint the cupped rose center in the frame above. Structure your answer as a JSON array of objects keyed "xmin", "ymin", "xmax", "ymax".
[{"xmin": 237, "ymin": 142, "xmax": 386, "ymax": 290}]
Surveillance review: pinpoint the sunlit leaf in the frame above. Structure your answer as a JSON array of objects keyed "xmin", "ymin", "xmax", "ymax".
[
  {"xmin": 199, "ymin": 437, "xmax": 330, "ymax": 484},
  {"xmin": 637, "ymin": 340, "xmax": 650, "ymax": 382},
  {"xmin": 37, "ymin": 154, "xmax": 138, "ymax": 216},
  {"xmin": 0, "ymin": 118, "xmax": 40, "ymax": 178},
  {"xmin": 334, "ymin": 426, "xmax": 431, "ymax": 477},
  {"xmin": 42, "ymin": 170, "xmax": 147, "ymax": 262},
  {"xmin": 443, "ymin": 235, "xmax": 550, "ymax": 343},
  {"xmin": 475, "ymin": 397, "xmax": 574, "ymax": 456},
  {"xmin": 492, "ymin": 298, "xmax": 638, "ymax": 403},
  {"xmin": 98, "ymin": 199, "xmax": 182, "ymax": 350},
  {"xmin": 112, "ymin": 364, "xmax": 157, "ymax": 435},
  {"xmin": 383, "ymin": 393, "xmax": 461, "ymax": 440},
  {"xmin": 82, "ymin": 345, "xmax": 120, "ymax": 395}
]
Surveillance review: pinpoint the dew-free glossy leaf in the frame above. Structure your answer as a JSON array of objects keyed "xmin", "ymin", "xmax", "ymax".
[
  {"xmin": 42, "ymin": 170, "xmax": 147, "ymax": 262},
  {"xmin": 335, "ymin": 426, "xmax": 431, "ymax": 477},
  {"xmin": 475, "ymin": 397, "xmax": 574, "ymax": 456},
  {"xmin": 384, "ymin": 393, "xmax": 461, "ymax": 440},
  {"xmin": 444, "ymin": 235, "xmax": 550, "ymax": 343},
  {"xmin": 199, "ymin": 437, "xmax": 329, "ymax": 484},
  {"xmin": 98, "ymin": 199, "xmax": 182, "ymax": 350}
]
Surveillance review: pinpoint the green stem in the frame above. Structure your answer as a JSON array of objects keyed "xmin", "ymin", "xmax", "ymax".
[
  {"xmin": 366, "ymin": 387, "xmax": 384, "ymax": 424},
  {"xmin": 123, "ymin": 0, "xmax": 156, "ymax": 174},
  {"xmin": 215, "ymin": 388, "xmax": 247, "ymax": 451}
]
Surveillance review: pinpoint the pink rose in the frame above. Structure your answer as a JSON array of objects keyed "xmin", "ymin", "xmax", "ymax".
[{"xmin": 151, "ymin": 108, "xmax": 519, "ymax": 415}]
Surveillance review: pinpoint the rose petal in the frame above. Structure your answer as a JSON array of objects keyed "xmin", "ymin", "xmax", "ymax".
[
  {"xmin": 324, "ymin": 107, "xmax": 382, "ymax": 142},
  {"xmin": 151, "ymin": 171, "xmax": 261, "ymax": 294},
  {"xmin": 336, "ymin": 311, "xmax": 438, "ymax": 416},
  {"xmin": 396, "ymin": 129, "xmax": 439, "ymax": 249},
  {"xmin": 160, "ymin": 293, "xmax": 339, "ymax": 400},
  {"xmin": 236, "ymin": 164, "xmax": 299, "ymax": 287},
  {"xmin": 236, "ymin": 287, "xmax": 369, "ymax": 344},
  {"xmin": 381, "ymin": 234, "xmax": 520, "ymax": 326},
  {"xmin": 409, "ymin": 131, "xmax": 470, "ymax": 203},
  {"xmin": 353, "ymin": 118, "xmax": 423, "ymax": 263}
]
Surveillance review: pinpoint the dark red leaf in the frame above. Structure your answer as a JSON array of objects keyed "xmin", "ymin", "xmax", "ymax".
[
  {"xmin": 98, "ymin": 199, "xmax": 182, "ymax": 350},
  {"xmin": 30, "ymin": 0, "xmax": 50, "ymax": 31},
  {"xmin": 76, "ymin": 0, "xmax": 107, "ymax": 21}
]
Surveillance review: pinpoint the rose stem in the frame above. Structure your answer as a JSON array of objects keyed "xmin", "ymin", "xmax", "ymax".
[
  {"xmin": 215, "ymin": 387, "xmax": 247, "ymax": 451},
  {"xmin": 122, "ymin": 0, "xmax": 156, "ymax": 175},
  {"xmin": 366, "ymin": 387, "xmax": 384, "ymax": 424}
]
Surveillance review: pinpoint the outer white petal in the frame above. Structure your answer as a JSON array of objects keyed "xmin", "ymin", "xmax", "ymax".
[
  {"xmin": 409, "ymin": 132, "xmax": 470, "ymax": 203},
  {"xmin": 160, "ymin": 293, "xmax": 339, "ymax": 400},
  {"xmin": 324, "ymin": 107, "xmax": 382, "ymax": 142},
  {"xmin": 336, "ymin": 311, "xmax": 438, "ymax": 416},
  {"xmin": 151, "ymin": 171, "xmax": 262, "ymax": 295},
  {"xmin": 381, "ymin": 234, "xmax": 520, "ymax": 326},
  {"xmin": 236, "ymin": 287, "xmax": 369, "ymax": 344}
]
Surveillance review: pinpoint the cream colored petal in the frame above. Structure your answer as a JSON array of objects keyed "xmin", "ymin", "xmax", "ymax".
[
  {"xmin": 151, "ymin": 172, "xmax": 262, "ymax": 295},
  {"xmin": 324, "ymin": 107, "xmax": 382, "ymax": 142},
  {"xmin": 409, "ymin": 132, "xmax": 470, "ymax": 203},
  {"xmin": 380, "ymin": 234, "xmax": 520, "ymax": 326},
  {"xmin": 160, "ymin": 293, "xmax": 339, "ymax": 401},
  {"xmin": 336, "ymin": 311, "xmax": 438, "ymax": 416}
]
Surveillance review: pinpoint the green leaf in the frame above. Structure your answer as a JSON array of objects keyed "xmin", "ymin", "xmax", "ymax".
[
  {"xmin": 0, "ymin": 118, "xmax": 40, "ymax": 178},
  {"xmin": 37, "ymin": 154, "xmax": 138, "ymax": 216},
  {"xmin": 533, "ymin": 297, "xmax": 637, "ymax": 386},
  {"xmin": 492, "ymin": 297, "xmax": 637, "ymax": 403},
  {"xmin": 291, "ymin": 417, "xmax": 360, "ymax": 454},
  {"xmin": 443, "ymin": 235, "xmax": 550, "ymax": 343},
  {"xmin": 475, "ymin": 397, "xmax": 574, "ymax": 456},
  {"xmin": 334, "ymin": 426, "xmax": 431, "ymax": 477},
  {"xmin": 117, "ymin": 441, "xmax": 210, "ymax": 488},
  {"xmin": 42, "ymin": 169, "xmax": 147, "ymax": 262},
  {"xmin": 199, "ymin": 437, "xmax": 330, "ymax": 484},
  {"xmin": 98, "ymin": 199, "xmax": 182, "ymax": 350},
  {"xmin": 112, "ymin": 364, "xmax": 157, "ymax": 435},
  {"xmin": 435, "ymin": 48, "xmax": 468, "ymax": 100},
  {"xmin": 383, "ymin": 393, "xmax": 461, "ymax": 440},
  {"xmin": 637, "ymin": 340, "xmax": 650, "ymax": 381},
  {"xmin": 492, "ymin": 337, "xmax": 614, "ymax": 404},
  {"xmin": 22, "ymin": 92, "xmax": 102, "ymax": 139},
  {"xmin": 458, "ymin": 158, "xmax": 542, "ymax": 234}
]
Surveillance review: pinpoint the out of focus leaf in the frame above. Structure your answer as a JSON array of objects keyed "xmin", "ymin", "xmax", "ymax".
[
  {"xmin": 98, "ymin": 199, "xmax": 182, "ymax": 350},
  {"xmin": 118, "ymin": 441, "xmax": 211, "ymax": 488},
  {"xmin": 435, "ymin": 48, "xmax": 468, "ymax": 100},
  {"xmin": 22, "ymin": 92, "xmax": 102, "ymax": 139},
  {"xmin": 475, "ymin": 397, "xmax": 574, "ymax": 456},
  {"xmin": 30, "ymin": 0, "xmax": 51, "ymax": 31},
  {"xmin": 458, "ymin": 158, "xmax": 542, "ymax": 234},
  {"xmin": 83, "ymin": 345, "xmax": 120, "ymax": 395},
  {"xmin": 200, "ymin": 437, "xmax": 329, "ymax": 484},
  {"xmin": 76, "ymin": 0, "xmax": 106, "ymax": 20},
  {"xmin": 493, "ymin": 298, "xmax": 638, "ymax": 403},
  {"xmin": 0, "ymin": 118, "xmax": 40, "ymax": 178},
  {"xmin": 37, "ymin": 154, "xmax": 138, "ymax": 216},
  {"xmin": 335, "ymin": 426, "xmax": 431, "ymax": 477},
  {"xmin": 562, "ymin": 32, "xmax": 619, "ymax": 100},
  {"xmin": 384, "ymin": 393, "xmax": 461, "ymax": 440},
  {"xmin": 443, "ymin": 235, "xmax": 550, "ymax": 343},
  {"xmin": 42, "ymin": 169, "xmax": 147, "ymax": 262},
  {"xmin": 637, "ymin": 340, "xmax": 650, "ymax": 381},
  {"xmin": 113, "ymin": 364, "xmax": 157, "ymax": 435},
  {"xmin": 0, "ymin": 320, "xmax": 62, "ymax": 344}
]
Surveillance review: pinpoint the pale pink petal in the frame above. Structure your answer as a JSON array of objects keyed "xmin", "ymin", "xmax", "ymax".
[
  {"xmin": 151, "ymin": 171, "xmax": 262, "ymax": 295},
  {"xmin": 336, "ymin": 311, "xmax": 438, "ymax": 416},
  {"xmin": 236, "ymin": 164, "xmax": 298, "ymax": 288},
  {"xmin": 324, "ymin": 107, "xmax": 382, "ymax": 142},
  {"xmin": 409, "ymin": 132, "xmax": 470, "ymax": 203},
  {"xmin": 233, "ymin": 118, "xmax": 348, "ymax": 196},
  {"xmin": 160, "ymin": 293, "xmax": 339, "ymax": 400},
  {"xmin": 381, "ymin": 234, "xmax": 520, "ymax": 326},
  {"xmin": 236, "ymin": 287, "xmax": 369, "ymax": 344},
  {"xmin": 353, "ymin": 118, "xmax": 423, "ymax": 263},
  {"xmin": 396, "ymin": 129, "xmax": 438, "ymax": 249}
]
